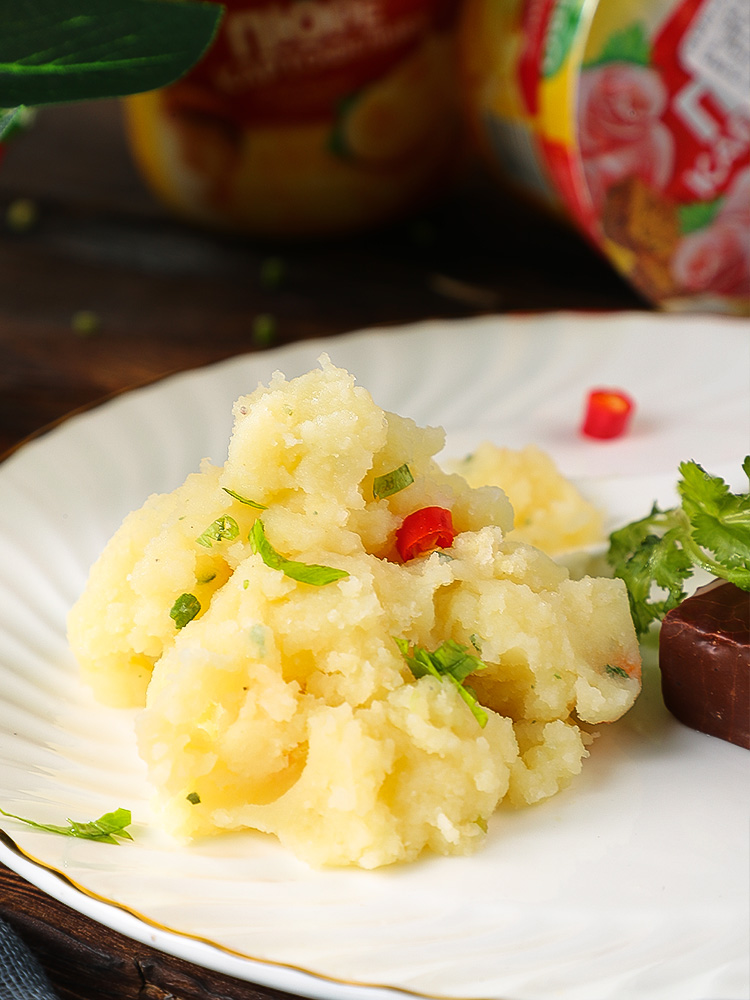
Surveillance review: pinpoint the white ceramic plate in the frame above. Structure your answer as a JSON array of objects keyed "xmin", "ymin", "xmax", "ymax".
[{"xmin": 0, "ymin": 312, "xmax": 748, "ymax": 1000}]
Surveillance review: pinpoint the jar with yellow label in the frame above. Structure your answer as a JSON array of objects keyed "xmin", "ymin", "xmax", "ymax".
[
  {"xmin": 124, "ymin": 0, "xmax": 464, "ymax": 237},
  {"xmin": 459, "ymin": 0, "xmax": 750, "ymax": 314}
]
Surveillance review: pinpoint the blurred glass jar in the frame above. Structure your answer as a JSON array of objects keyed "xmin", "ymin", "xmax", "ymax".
[
  {"xmin": 123, "ymin": 0, "xmax": 464, "ymax": 237},
  {"xmin": 459, "ymin": 0, "xmax": 750, "ymax": 315}
]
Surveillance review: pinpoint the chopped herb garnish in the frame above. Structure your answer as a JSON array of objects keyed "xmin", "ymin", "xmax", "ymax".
[
  {"xmin": 196, "ymin": 515, "xmax": 239, "ymax": 548},
  {"xmin": 222, "ymin": 487, "xmax": 267, "ymax": 510},
  {"xmin": 170, "ymin": 592, "xmax": 201, "ymax": 629},
  {"xmin": 0, "ymin": 806, "xmax": 132, "ymax": 844},
  {"xmin": 605, "ymin": 664, "xmax": 630, "ymax": 678},
  {"xmin": 373, "ymin": 463, "xmax": 414, "ymax": 499},
  {"xmin": 186, "ymin": 792, "xmax": 201, "ymax": 805},
  {"xmin": 249, "ymin": 519, "xmax": 349, "ymax": 586},
  {"xmin": 394, "ymin": 637, "xmax": 488, "ymax": 727},
  {"xmin": 608, "ymin": 457, "xmax": 750, "ymax": 636}
]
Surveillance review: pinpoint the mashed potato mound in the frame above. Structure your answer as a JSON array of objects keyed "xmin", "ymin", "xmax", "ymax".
[
  {"xmin": 68, "ymin": 358, "xmax": 641, "ymax": 868},
  {"xmin": 450, "ymin": 441, "xmax": 604, "ymax": 555}
]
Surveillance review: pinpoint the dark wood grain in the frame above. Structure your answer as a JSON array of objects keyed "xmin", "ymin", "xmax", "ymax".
[
  {"xmin": 0, "ymin": 98, "xmax": 645, "ymax": 1000},
  {"xmin": 0, "ymin": 862, "xmax": 298, "ymax": 1000}
]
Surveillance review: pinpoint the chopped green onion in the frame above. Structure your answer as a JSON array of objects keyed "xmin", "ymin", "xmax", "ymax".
[
  {"xmin": 249, "ymin": 519, "xmax": 348, "ymax": 586},
  {"xmin": 222, "ymin": 487, "xmax": 267, "ymax": 509},
  {"xmin": 170, "ymin": 593, "xmax": 201, "ymax": 629},
  {"xmin": 186, "ymin": 792, "xmax": 201, "ymax": 805},
  {"xmin": 196, "ymin": 515, "xmax": 239, "ymax": 548},
  {"xmin": 373, "ymin": 463, "xmax": 414, "ymax": 499}
]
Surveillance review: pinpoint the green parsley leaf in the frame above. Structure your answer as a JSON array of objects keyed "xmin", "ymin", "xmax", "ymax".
[
  {"xmin": 222, "ymin": 487, "xmax": 267, "ymax": 509},
  {"xmin": 170, "ymin": 592, "xmax": 201, "ymax": 629},
  {"xmin": 196, "ymin": 515, "xmax": 239, "ymax": 548},
  {"xmin": 0, "ymin": 806, "xmax": 133, "ymax": 844},
  {"xmin": 395, "ymin": 637, "xmax": 489, "ymax": 727},
  {"xmin": 186, "ymin": 792, "xmax": 201, "ymax": 805},
  {"xmin": 249, "ymin": 519, "xmax": 349, "ymax": 586},
  {"xmin": 607, "ymin": 458, "xmax": 750, "ymax": 636},
  {"xmin": 373, "ymin": 463, "xmax": 414, "ymax": 499},
  {"xmin": 0, "ymin": 0, "xmax": 222, "ymax": 109}
]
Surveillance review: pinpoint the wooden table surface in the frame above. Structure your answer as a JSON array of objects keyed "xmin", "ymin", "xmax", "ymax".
[{"xmin": 0, "ymin": 98, "xmax": 645, "ymax": 1000}]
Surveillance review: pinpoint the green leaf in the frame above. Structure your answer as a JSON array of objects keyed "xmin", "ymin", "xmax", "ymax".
[
  {"xmin": 0, "ymin": 106, "xmax": 26, "ymax": 141},
  {"xmin": 607, "ymin": 458, "xmax": 750, "ymax": 636},
  {"xmin": 196, "ymin": 515, "xmax": 239, "ymax": 548},
  {"xmin": 678, "ymin": 460, "xmax": 750, "ymax": 584},
  {"xmin": 222, "ymin": 487, "xmax": 267, "ymax": 510},
  {"xmin": 249, "ymin": 519, "xmax": 349, "ymax": 586},
  {"xmin": 170, "ymin": 592, "xmax": 201, "ymax": 629},
  {"xmin": 0, "ymin": 806, "xmax": 133, "ymax": 844},
  {"xmin": 608, "ymin": 507, "xmax": 695, "ymax": 635},
  {"xmin": 0, "ymin": 0, "xmax": 223, "ymax": 108},
  {"xmin": 395, "ymin": 637, "xmax": 489, "ymax": 727}
]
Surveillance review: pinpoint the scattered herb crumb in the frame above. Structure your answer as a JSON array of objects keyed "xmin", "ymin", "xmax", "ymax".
[
  {"xmin": 252, "ymin": 313, "xmax": 276, "ymax": 347},
  {"xmin": 259, "ymin": 256, "xmax": 286, "ymax": 288},
  {"xmin": 5, "ymin": 197, "xmax": 37, "ymax": 232},
  {"xmin": 186, "ymin": 792, "xmax": 201, "ymax": 805},
  {"xmin": 71, "ymin": 309, "xmax": 101, "ymax": 337}
]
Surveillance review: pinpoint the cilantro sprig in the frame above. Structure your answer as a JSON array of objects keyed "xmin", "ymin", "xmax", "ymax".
[
  {"xmin": 608, "ymin": 458, "xmax": 750, "ymax": 636},
  {"xmin": 0, "ymin": 806, "xmax": 133, "ymax": 844},
  {"xmin": 395, "ymin": 637, "xmax": 489, "ymax": 727},
  {"xmin": 249, "ymin": 519, "xmax": 349, "ymax": 586}
]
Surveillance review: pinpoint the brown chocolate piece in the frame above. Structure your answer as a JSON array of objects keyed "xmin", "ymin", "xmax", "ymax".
[{"xmin": 659, "ymin": 579, "xmax": 749, "ymax": 748}]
